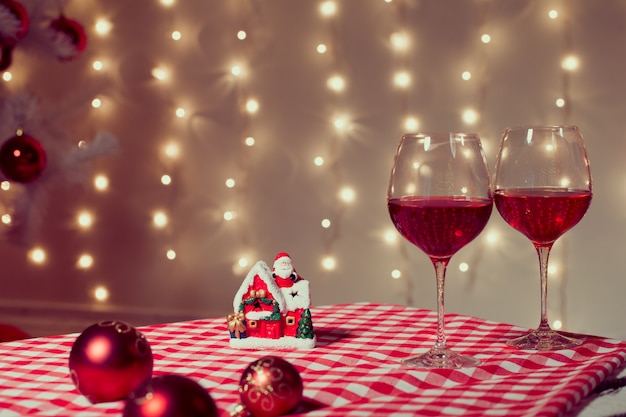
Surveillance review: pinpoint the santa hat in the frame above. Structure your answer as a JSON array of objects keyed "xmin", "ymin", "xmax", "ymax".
[{"xmin": 273, "ymin": 252, "xmax": 291, "ymax": 266}]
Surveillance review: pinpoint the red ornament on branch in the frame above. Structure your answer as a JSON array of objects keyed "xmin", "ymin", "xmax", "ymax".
[
  {"xmin": 235, "ymin": 356, "xmax": 303, "ymax": 417},
  {"xmin": 123, "ymin": 374, "xmax": 218, "ymax": 417},
  {"xmin": 0, "ymin": 0, "xmax": 29, "ymax": 46},
  {"xmin": 47, "ymin": 14, "xmax": 87, "ymax": 61},
  {"xmin": 0, "ymin": 132, "xmax": 47, "ymax": 183},
  {"xmin": 0, "ymin": 0, "xmax": 29, "ymax": 71},
  {"xmin": 68, "ymin": 321, "xmax": 154, "ymax": 404}
]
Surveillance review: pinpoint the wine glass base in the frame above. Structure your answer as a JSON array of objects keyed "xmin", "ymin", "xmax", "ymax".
[
  {"xmin": 402, "ymin": 348, "xmax": 480, "ymax": 369},
  {"xmin": 507, "ymin": 329, "xmax": 584, "ymax": 351}
]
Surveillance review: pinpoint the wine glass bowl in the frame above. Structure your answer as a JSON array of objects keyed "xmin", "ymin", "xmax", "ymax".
[
  {"xmin": 493, "ymin": 125, "xmax": 592, "ymax": 350},
  {"xmin": 387, "ymin": 132, "xmax": 493, "ymax": 368}
]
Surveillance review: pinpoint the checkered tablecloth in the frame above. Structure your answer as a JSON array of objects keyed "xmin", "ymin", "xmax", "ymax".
[{"xmin": 0, "ymin": 302, "xmax": 624, "ymax": 416}]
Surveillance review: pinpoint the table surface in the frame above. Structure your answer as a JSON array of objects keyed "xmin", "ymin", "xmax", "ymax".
[{"xmin": 0, "ymin": 302, "xmax": 624, "ymax": 417}]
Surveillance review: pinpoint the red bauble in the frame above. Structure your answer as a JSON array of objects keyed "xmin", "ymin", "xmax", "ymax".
[
  {"xmin": 123, "ymin": 374, "xmax": 218, "ymax": 417},
  {"xmin": 0, "ymin": 133, "xmax": 46, "ymax": 183},
  {"xmin": 0, "ymin": 0, "xmax": 29, "ymax": 47},
  {"xmin": 69, "ymin": 321, "xmax": 153, "ymax": 404},
  {"xmin": 48, "ymin": 15, "xmax": 87, "ymax": 61},
  {"xmin": 238, "ymin": 356, "xmax": 303, "ymax": 417}
]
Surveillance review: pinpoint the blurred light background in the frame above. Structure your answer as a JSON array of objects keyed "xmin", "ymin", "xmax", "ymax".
[{"xmin": 0, "ymin": 0, "xmax": 624, "ymax": 339}]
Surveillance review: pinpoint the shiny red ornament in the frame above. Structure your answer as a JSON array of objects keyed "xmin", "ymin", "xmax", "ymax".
[
  {"xmin": 0, "ymin": 133, "xmax": 47, "ymax": 183},
  {"xmin": 238, "ymin": 356, "xmax": 303, "ymax": 417},
  {"xmin": 123, "ymin": 374, "xmax": 218, "ymax": 417},
  {"xmin": 0, "ymin": 0, "xmax": 28, "ymax": 71},
  {"xmin": 0, "ymin": 0, "xmax": 29, "ymax": 47},
  {"xmin": 68, "ymin": 321, "xmax": 153, "ymax": 404},
  {"xmin": 48, "ymin": 15, "xmax": 87, "ymax": 61}
]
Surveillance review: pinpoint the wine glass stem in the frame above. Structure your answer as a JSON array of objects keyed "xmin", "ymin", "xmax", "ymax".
[
  {"xmin": 535, "ymin": 244, "xmax": 553, "ymax": 332},
  {"xmin": 433, "ymin": 259, "xmax": 449, "ymax": 350}
]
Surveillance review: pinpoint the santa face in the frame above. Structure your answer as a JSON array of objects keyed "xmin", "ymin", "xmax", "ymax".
[{"xmin": 274, "ymin": 259, "xmax": 294, "ymax": 279}]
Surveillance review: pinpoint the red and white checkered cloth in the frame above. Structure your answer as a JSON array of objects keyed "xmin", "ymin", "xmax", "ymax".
[{"xmin": 0, "ymin": 303, "xmax": 624, "ymax": 416}]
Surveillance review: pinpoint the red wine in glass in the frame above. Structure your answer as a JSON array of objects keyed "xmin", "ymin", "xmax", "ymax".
[
  {"xmin": 494, "ymin": 188, "xmax": 592, "ymax": 244},
  {"xmin": 388, "ymin": 196, "xmax": 493, "ymax": 259},
  {"xmin": 493, "ymin": 125, "xmax": 592, "ymax": 350},
  {"xmin": 387, "ymin": 132, "xmax": 493, "ymax": 368}
]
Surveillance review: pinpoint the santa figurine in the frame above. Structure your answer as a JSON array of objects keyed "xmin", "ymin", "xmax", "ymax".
[
  {"xmin": 228, "ymin": 252, "xmax": 315, "ymax": 349},
  {"xmin": 272, "ymin": 252, "xmax": 301, "ymax": 287}
]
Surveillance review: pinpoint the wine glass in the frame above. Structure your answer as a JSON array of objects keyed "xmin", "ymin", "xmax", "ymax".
[
  {"xmin": 493, "ymin": 125, "xmax": 592, "ymax": 350},
  {"xmin": 387, "ymin": 132, "xmax": 493, "ymax": 368}
]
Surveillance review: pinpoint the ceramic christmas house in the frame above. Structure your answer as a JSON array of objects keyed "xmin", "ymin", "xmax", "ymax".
[{"xmin": 228, "ymin": 253, "xmax": 315, "ymax": 349}]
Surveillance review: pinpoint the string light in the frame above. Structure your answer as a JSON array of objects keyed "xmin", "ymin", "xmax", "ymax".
[
  {"xmin": 77, "ymin": 211, "xmax": 94, "ymax": 229},
  {"xmin": 91, "ymin": 98, "xmax": 102, "ymax": 109},
  {"xmin": 327, "ymin": 75, "xmax": 346, "ymax": 92},
  {"xmin": 245, "ymin": 99, "xmax": 259, "ymax": 114},
  {"xmin": 171, "ymin": 31, "xmax": 182, "ymax": 41},
  {"xmin": 393, "ymin": 71, "xmax": 411, "ymax": 88},
  {"xmin": 554, "ymin": 2, "xmax": 576, "ymax": 329},
  {"xmin": 320, "ymin": 1, "xmax": 337, "ymax": 17},
  {"xmin": 231, "ymin": 64, "xmax": 243, "ymax": 77},
  {"xmin": 338, "ymin": 186, "xmax": 356, "ymax": 203},
  {"xmin": 404, "ymin": 116, "xmax": 419, "ymax": 131},
  {"xmin": 1, "ymin": 214, "xmax": 11, "ymax": 225},
  {"xmin": 94, "ymin": 175, "xmax": 109, "ymax": 191},
  {"xmin": 166, "ymin": 249, "xmax": 177, "ymax": 260},
  {"xmin": 561, "ymin": 55, "xmax": 579, "ymax": 71},
  {"xmin": 161, "ymin": 175, "xmax": 172, "ymax": 185},
  {"xmin": 29, "ymin": 248, "xmax": 46, "ymax": 264},
  {"xmin": 383, "ymin": 229, "xmax": 397, "ymax": 244},
  {"xmin": 92, "ymin": 61, "xmax": 104, "ymax": 71},
  {"xmin": 94, "ymin": 19, "xmax": 112, "ymax": 36},
  {"xmin": 321, "ymin": 256, "xmax": 336, "ymax": 271},
  {"xmin": 94, "ymin": 286, "xmax": 109, "ymax": 302},
  {"xmin": 462, "ymin": 108, "xmax": 479, "ymax": 125},
  {"xmin": 163, "ymin": 142, "xmax": 181, "ymax": 159},
  {"xmin": 333, "ymin": 115, "xmax": 350, "ymax": 132},
  {"xmin": 153, "ymin": 211, "xmax": 168, "ymax": 228},
  {"xmin": 388, "ymin": 0, "xmax": 420, "ymax": 312},
  {"xmin": 390, "ymin": 32, "xmax": 409, "ymax": 52},
  {"xmin": 547, "ymin": 264, "xmax": 560, "ymax": 278},
  {"xmin": 485, "ymin": 230, "xmax": 499, "ymax": 245},
  {"xmin": 77, "ymin": 254, "xmax": 94, "ymax": 269},
  {"xmin": 151, "ymin": 67, "xmax": 168, "ymax": 81},
  {"xmin": 1, "ymin": 72, "xmax": 11, "ymax": 82}
]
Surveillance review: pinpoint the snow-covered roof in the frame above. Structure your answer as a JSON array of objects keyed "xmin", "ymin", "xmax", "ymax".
[{"xmin": 232, "ymin": 260, "xmax": 286, "ymax": 312}]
